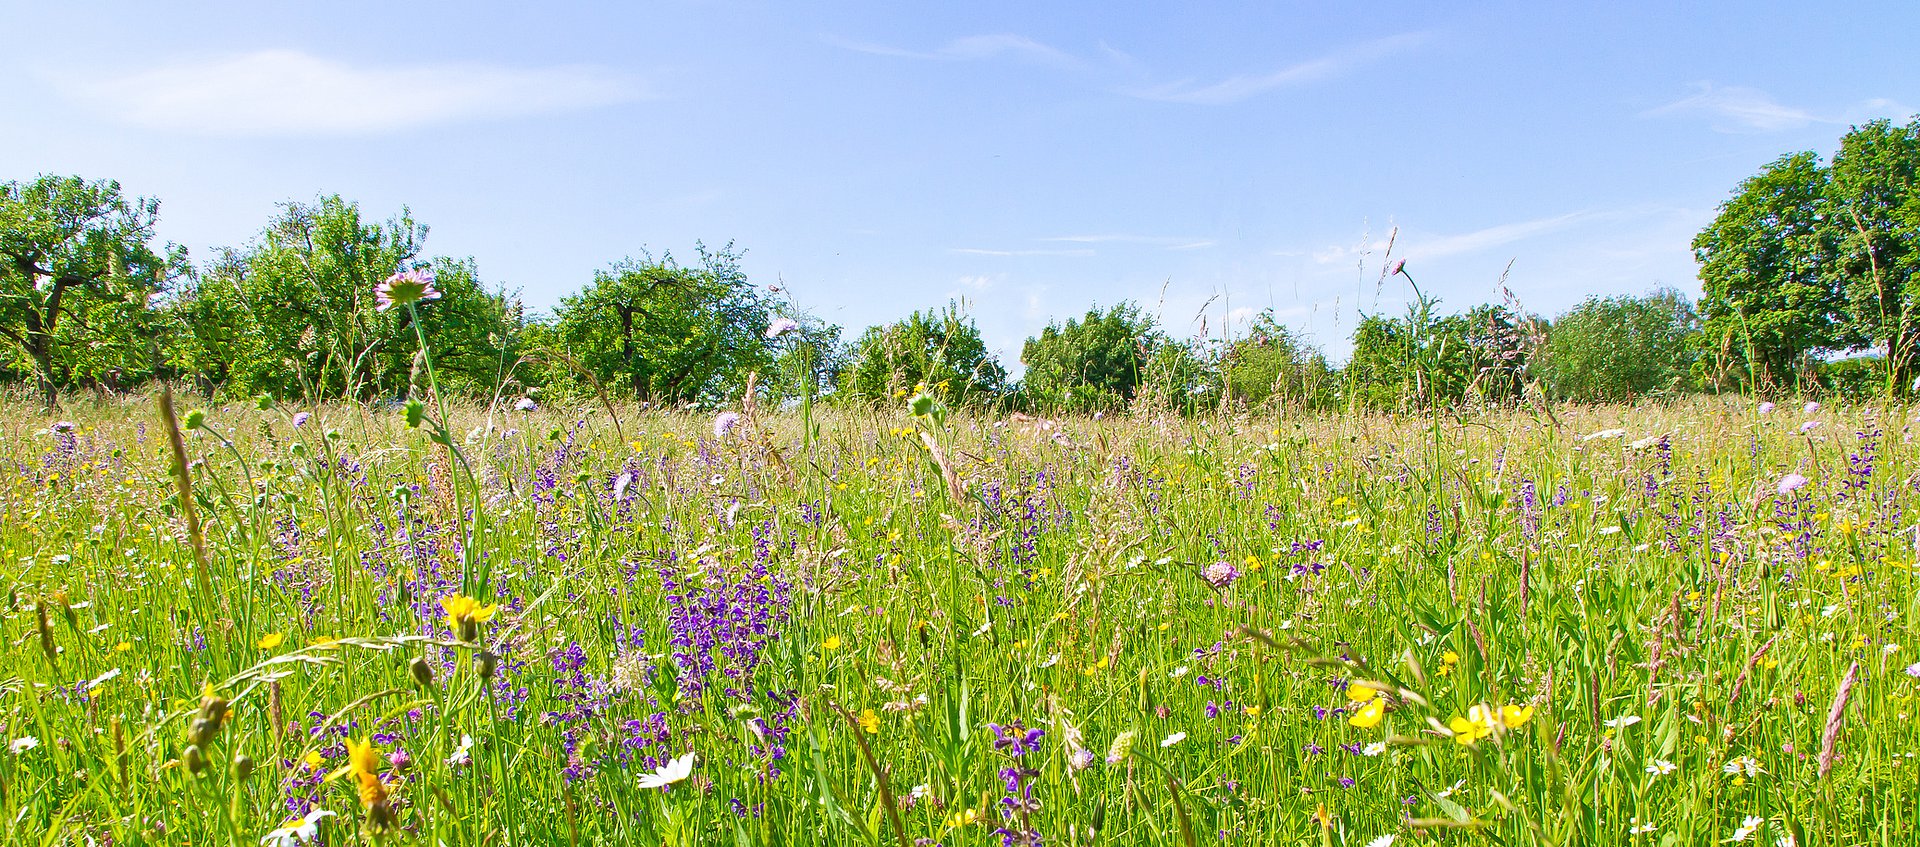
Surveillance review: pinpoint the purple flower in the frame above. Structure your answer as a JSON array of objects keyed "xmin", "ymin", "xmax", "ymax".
[
  {"xmin": 1777, "ymin": 473, "xmax": 1809, "ymax": 496},
  {"xmin": 1202, "ymin": 560, "xmax": 1240, "ymax": 589},
  {"xmin": 1388, "ymin": 259, "xmax": 1407, "ymax": 276},
  {"xmin": 291, "ymin": 412, "xmax": 311, "ymax": 428},
  {"xmin": 1798, "ymin": 420, "xmax": 1821, "ymax": 434},
  {"xmin": 1758, "ymin": 401, "xmax": 1776, "ymax": 415},
  {"xmin": 50, "ymin": 421, "xmax": 74, "ymax": 433},
  {"xmin": 713, "ymin": 411, "xmax": 742, "ymax": 439},
  {"xmin": 765, "ymin": 317, "xmax": 800, "ymax": 339},
  {"xmin": 987, "ymin": 721, "xmax": 1045, "ymax": 757},
  {"xmin": 515, "ymin": 398, "xmax": 537, "ymax": 412},
  {"xmin": 375, "ymin": 268, "xmax": 441, "ymax": 312},
  {"xmin": 1907, "ymin": 661, "xmax": 1920, "ymax": 679},
  {"xmin": 1804, "ymin": 401, "xmax": 1820, "ymax": 414}
]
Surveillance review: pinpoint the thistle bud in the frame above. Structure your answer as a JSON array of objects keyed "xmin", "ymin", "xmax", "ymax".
[
  {"xmin": 477, "ymin": 650, "xmax": 498, "ymax": 681},
  {"xmin": 231, "ymin": 753, "xmax": 256, "ymax": 781},
  {"xmin": 182, "ymin": 744, "xmax": 208, "ymax": 775},
  {"xmin": 409, "ymin": 656, "xmax": 435, "ymax": 688},
  {"xmin": 183, "ymin": 409, "xmax": 207, "ymax": 430},
  {"xmin": 404, "ymin": 399, "xmax": 426, "ymax": 429}
]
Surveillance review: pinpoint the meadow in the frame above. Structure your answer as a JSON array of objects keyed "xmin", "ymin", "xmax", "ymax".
[{"xmin": 0, "ymin": 392, "xmax": 1913, "ymax": 846}]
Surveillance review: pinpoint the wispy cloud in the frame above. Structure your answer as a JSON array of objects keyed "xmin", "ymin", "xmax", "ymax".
[
  {"xmin": 59, "ymin": 50, "xmax": 641, "ymax": 136},
  {"xmin": 951, "ymin": 247, "xmax": 1096, "ymax": 257},
  {"xmin": 1040, "ymin": 234, "xmax": 1215, "ymax": 250},
  {"xmin": 826, "ymin": 34, "xmax": 1080, "ymax": 69},
  {"xmin": 1125, "ymin": 32, "xmax": 1431, "ymax": 105},
  {"xmin": 1642, "ymin": 82, "xmax": 1828, "ymax": 133},
  {"xmin": 1401, "ymin": 212, "xmax": 1590, "ymax": 260}
]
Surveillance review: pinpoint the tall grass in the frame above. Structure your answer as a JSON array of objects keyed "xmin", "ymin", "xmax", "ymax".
[{"xmin": 0, "ymin": 393, "xmax": 1912, "ymax": 845}]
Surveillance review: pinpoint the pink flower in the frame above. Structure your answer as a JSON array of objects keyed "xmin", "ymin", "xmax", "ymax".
[
  {"xmin": 713, "ymin": 411, "xmax": 742, "ymax": 439},
  {"xmin": 1757, "ymin": 402, "xmax": 1775, "ymax": 415},
  {"xmin": 375, "ymin": 268, "xmax": 441, "ymax": 312},
  {"xmin": 1777, "ymin": 472, "xmax": 1809, "ymax": 496},
  {"xmin": 1803, "ymin": 401, "xmax": 1820, "ymax": 414},
  {"xmin": 1388, "ymin": 259, "xmax": 1407, "ymax": 277},
  {"xmin": 765, "ymin": 317, "xmax": 800, "ymax": 339},
  {"xmin": 1798, "ymin": 420, "xmax": 1821, "ymax": 434}
]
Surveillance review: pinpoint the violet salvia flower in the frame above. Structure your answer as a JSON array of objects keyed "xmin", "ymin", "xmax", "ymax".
[
  {"xmin": 987, "ymin": 721, "xmax": 1045, "ymax": 757},
  {"xmin": 375, "ymin": 268, "xmax": 441, "ymax": 312}
]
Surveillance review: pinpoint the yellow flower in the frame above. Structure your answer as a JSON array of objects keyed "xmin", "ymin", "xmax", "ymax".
[
  {"xmin": 302, "ymin": 750, "xmax": 325, "ymax": 770},
  {"xmin": 858, "ymin": 709, "xmax": 880, "ymax": 735},
  {"xmin": 1349, "ymin": 697, "xmax": 1386, "ymax": 728},
  {"xmin": 1345, "ymin": 682, "xmax": 1380, "ymax": 703},
  {"xmin": 1447, "ymin": 704, "xmax": 1500, "ymax": 745},
  {"xmin": 1500, "ymin": 703, "xmax": 1535, "ymax": 729},
  {"xmin": 823, "ymin": 636, "xmax": 842, "ymax": 651},
  {"xmin": 441, "ymin": 595, "xmax": 498, "ymax": 642},
  {"xmin": 946, "ymin": 808, "xmax": 979, "ymax": 828},
  {"xmin": 257, "ymin": 632, "xmax": 285, "ymax": 650}
]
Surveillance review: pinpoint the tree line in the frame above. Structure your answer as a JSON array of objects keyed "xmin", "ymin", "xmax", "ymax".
[{"xmin": 4, "ymin": 117, "xmax": 1917, "ymax": 411}]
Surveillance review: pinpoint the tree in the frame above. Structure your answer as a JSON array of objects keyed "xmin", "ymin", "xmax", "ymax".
[
  {"xmin": 1694, "ymin": 152, "xmax": 1856, "ymax": 390},
  {"xmin": 166, "ymin": 197, "xmax": 518, "ymax": 399},
  {"xmin": 841, "ymin": 303, "xmax": 1006, "ymax": 405},
  {"xmin": 0, "ymin": 175, "xmax": 182, "ymax": 405},
  {"xmin": 549, "ymin": 244, "xmax": 771, "ymax": 404},
  {"xmin": 1343, "ymin": 298, "xmax": 1531, "ymax": 410},
  {"xmin": 1539, "ymin": 290, "xmax": 1698, "ymax": 402},
  {"xmin": 1828, "ymin": 117, "xmax": 1920, "ymax": 389},
  {"xmin": 1018, "ymin": 303, "xmax": 1156, "ymax": 412},
  {"xmin": 1219, "ymin": 310, "xmax": 1335, "ymax": 409}
]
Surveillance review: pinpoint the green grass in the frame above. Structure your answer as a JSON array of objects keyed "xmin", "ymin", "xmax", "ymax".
[{"xmin": 0, "ymin": 394, "xmax": 1912, "ymax": 845}]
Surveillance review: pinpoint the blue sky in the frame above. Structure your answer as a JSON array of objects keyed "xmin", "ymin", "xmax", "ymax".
[{"xmin": 3, "ymin": 1, "xmax": 1916, "ymax": 366}]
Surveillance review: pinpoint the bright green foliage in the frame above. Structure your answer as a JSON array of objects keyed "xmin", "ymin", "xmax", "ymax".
[
  {"xmin": 1539, "ymin": 290, "xmax": 1698, "ymax": 402},
  {"xmin": 1018, "ymin": 302, "xmax": 1156, "ymax": 412},
  {"xmin": 1345, "ymin": 300, "xmax": 1531, "ymax": 410},
  {"xmin": 1219, "ymin": 310, "xmax": 1336, "ymax": 409},
  {"xmin": 164, "ymin": 197, "xmax": 518, "ymax": 399},
  {"xmin": 0, "ymin": 175, "xmax": 182, "ymax": 405},
  {"xmin": 1828, "ymin": 118, "xmax": 1920, "ymax": 389},
  {"xmin": 840, "ymin": 303, "xmax": 1006, "ymax": 405},
  {"xmin": 548, "ymin": 245, "xmax": 771, "ymax": 403}
]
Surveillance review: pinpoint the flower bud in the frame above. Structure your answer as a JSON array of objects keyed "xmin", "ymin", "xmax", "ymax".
[
  {"xmin": 183, "ymin": 409, "xmax": 207, "ymax": 430},
  {"xmin": 477, "ymin": 650, "xmax": 498, "ymax": 681},
  {"xmin": 231, "ymin": 753, "xmax": 256, "ymax": 781},
  {"xmin": 182, "ymin": 744, "xmax": 208, "ymax": 775},
  {"xmin": 409, "ymin": 656, "xmax": 435, "ymax": 688},
  {"xmin": 404, "ymin": 399, "xmax": 426, "ymax": 429}
]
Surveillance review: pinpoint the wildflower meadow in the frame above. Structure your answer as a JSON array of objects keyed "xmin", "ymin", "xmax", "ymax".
[{"xmin": 1, "ymin": 379, "xmax": 1915, "ymax": 846}]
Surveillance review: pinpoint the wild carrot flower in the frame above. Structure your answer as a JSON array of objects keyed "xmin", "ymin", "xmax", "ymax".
[{"xmin": 374, "ymin": 268, "xmax": 440, "ymax": 312}]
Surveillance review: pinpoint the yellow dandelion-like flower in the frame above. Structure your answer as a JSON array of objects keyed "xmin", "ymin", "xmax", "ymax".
[
  {"xmin": 858, "ymin": 709, "xmax": 880, "ymax": 735},
  {"xmin": 1349, "ymin": 697, "xmax": 1386, "ymax": 728},
  {"xmin": 440, "ymin": 595, "xmax": 498, "ymax": 642},
  {"xmin": 257, "ymin": 632, "xmax": 285, "ymax": 650}
]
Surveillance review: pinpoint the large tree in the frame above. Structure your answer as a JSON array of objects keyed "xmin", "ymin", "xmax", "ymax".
[
  {"xmin": 549, "ymin": 244, "xmax": 771, "ymax": 403},
  {"xmin": 166, "ymin": 196, "xmax": 518, "ymax": 399},
  {"xmin": 1019, "ymin": 302, "xmax": 1157, "ymax": 412},
  {"xmin": 1539, "ymin": 289, "xmax": 1698, "ymax": 402},
  {"xmin": 1693, "ymin": 151, "xmax": 1853, "ymax": 389},
  {"xmin": 841, "ymin": 304, "xmax": 1006, "ymax": 405},
  {"xmin": 1828, "ymin": 117, "xmax": 1920, "ymax": 389},
  {"xmin": 0, "ymin": 175, "xmax": 182, "ymax": 405}
]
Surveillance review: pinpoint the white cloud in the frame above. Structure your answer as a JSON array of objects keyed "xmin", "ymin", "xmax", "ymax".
[
  {"xmin": 1401, "ymin": 212, "xmax": 1589, "ymax": 260},
  {"xmin": 956, "ymin": 274, "xmax": 997, "ymax": 290},
  {"xmin": 826, "ymin": 33, "xmax": 1079, "ymax": 69},
  {"xmin": 1040, "ymin": 234, "xmax": 1216, "ymax": 250},
  {"xmin": 60, "ymin": 50, "xmax": 641, "ymax": 136},
  {"xmin": 1642, "ymin": 82, "xmax": 1827, "ymax": 133},
  {"xmin": 950, "ymin": 247, "xmax": 1096, "ymax": 257},
  {"xmin": 1125, "ymin": 32, "xmax": 1431, "ymax": 105}
]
